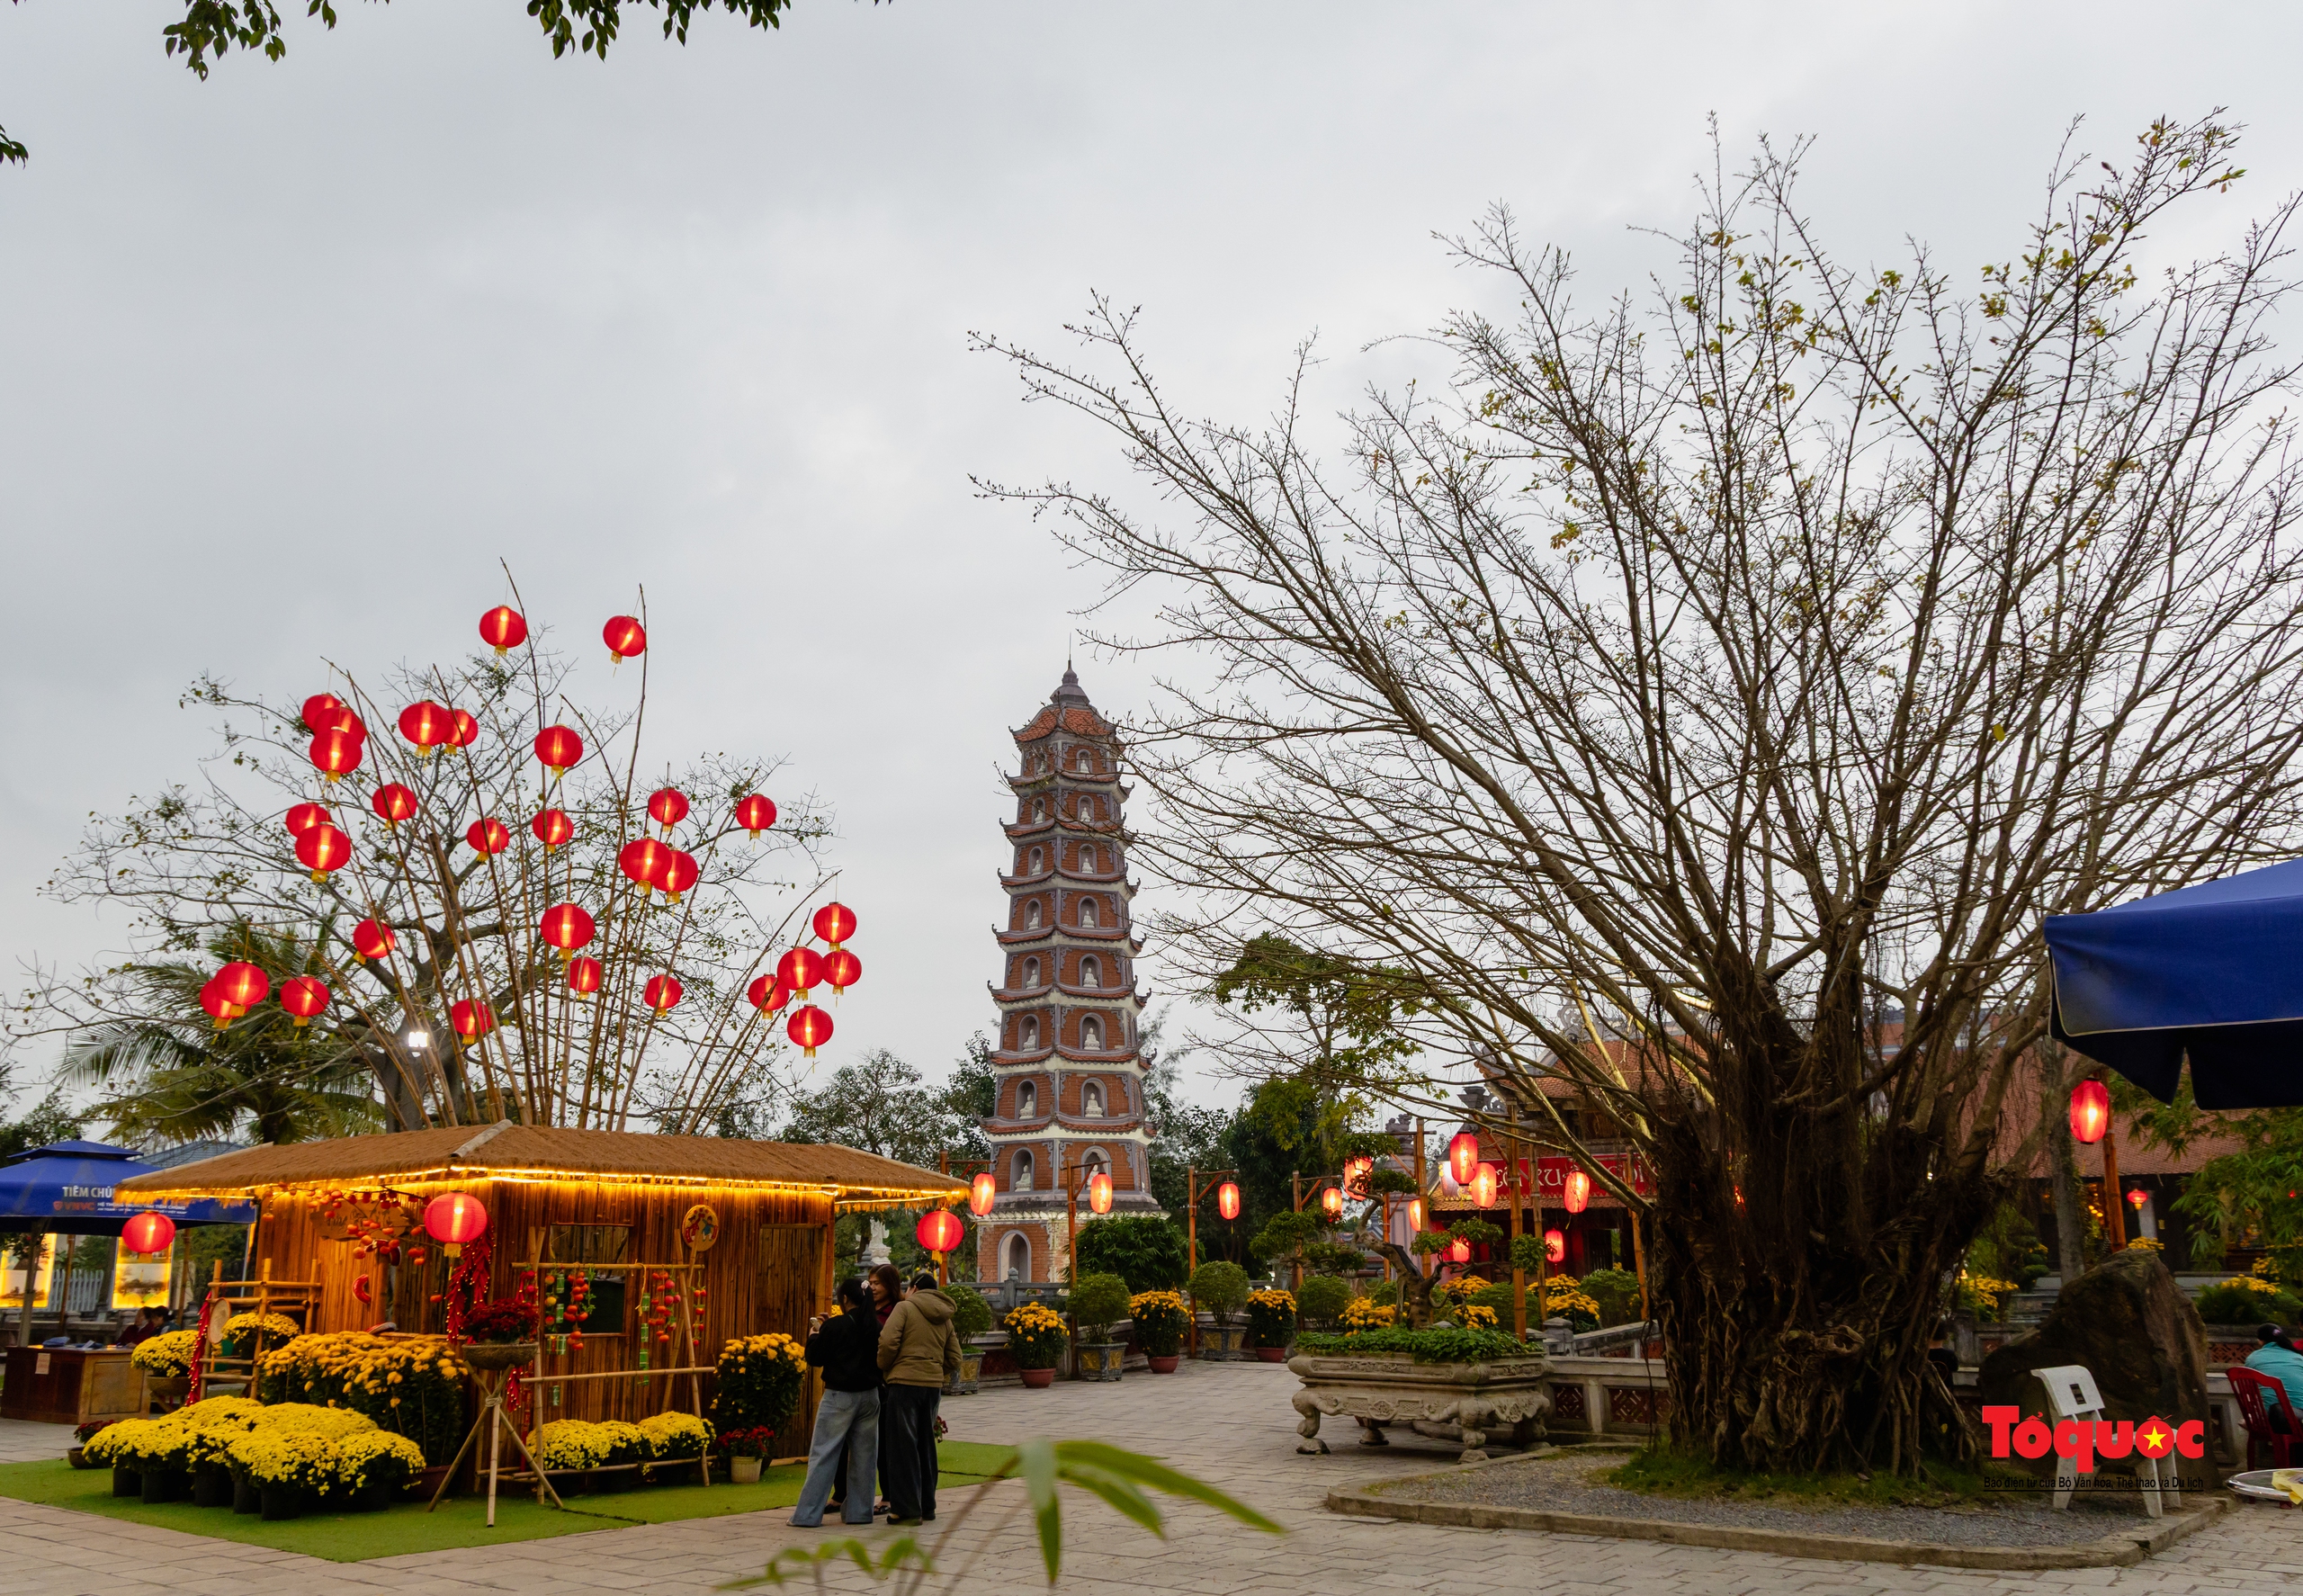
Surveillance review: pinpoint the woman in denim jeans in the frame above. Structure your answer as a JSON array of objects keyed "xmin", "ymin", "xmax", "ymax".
[{"xmin": 789, "ymin": 1275, "xmax": 883, "ymax": 1527}]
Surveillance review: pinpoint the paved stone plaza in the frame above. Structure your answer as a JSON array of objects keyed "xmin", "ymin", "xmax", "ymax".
[{"xmin": 0, "ymin": 1360, "xmax": 2296, "ymax": 1595}]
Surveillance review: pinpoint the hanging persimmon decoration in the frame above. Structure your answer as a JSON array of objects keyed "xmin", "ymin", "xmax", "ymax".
[
  {"xmin": 284, "ymin": 802, "xmax": 331, "ymax": 837},
  {"xmin": 351, "ymin": 918, "xmax": 395, "ymax": 963},
  {"xmin": 309, "ymin": 728, "xmax": 364, "ymax": 783},
  {"xmin": 450, "ymin": 1000, "xmax": 496, "ymax": 1040},
  {"xmin": 533, "ymin": 724, "xmax": 583, "ymax": 778},
  {"xmin": 733, "ymin": 794, "xmax": 776, "ymax": 838},
  {"xmin": 538, "ymin": 903, "xmax": 596, "ymax": 955},
  {"xmin": 465, "ymin": 817, "xmax": 510, "ymax": 856},
  {"xmin": 279, "ymin": 975, "xmax": 329, "ymax": 1028},
  {"xmin": 566, "ymin": 955, "xmax": 603, "ymax": 998},
  {"xmin": 648, "ymin": 787, "xmax": 689, "ymax": 832},
  {"xmin": 478, "ymin": 605, "xmax": 527, "ymax": 656},
  {"xmin": 398, "ymin": 700, "xmax": 454, "ymax": 754},
  {"xmin": 604, "ymin": 614, "xmax": 647, "ymax": 664},
  {"xmin": 787, "ymin": 1004, "xmax": 832, "ymax": 1058},
  {"xmin": 531, "ymin": 808, "xmax": 574, "ymax": 851},
  {"xmin": 659, "ymin": 849, "xmax": 699, "ymax": 903},
  {"xmin": 778, "ymin": 947, "xmax": 825, "ymax": 1000},
  {"xmin": 644, "ymin": 974, "xmax": 684, "ymax": 1015},
  {"xmin": 296, "ymin": 821, "xmax": 352, "ymax": 882},
  {"xmin": 812, "ymin": 902, "xmax": 856, "ymax": 949},
  {"xmin": 823, "ymin": 949, "xmax": 862, "ymax": 999},
  {"xmin": 370, "ymin": 784, "xmax": 418, "ymax": 829}
]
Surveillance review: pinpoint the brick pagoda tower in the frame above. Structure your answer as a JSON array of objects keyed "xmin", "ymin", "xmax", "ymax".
[{"xmin": 978, "ymin": 668, "xmax": 1157, "ymax": 1283}]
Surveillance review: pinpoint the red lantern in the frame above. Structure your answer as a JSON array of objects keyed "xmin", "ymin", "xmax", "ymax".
[
  {"xmin": 604, "ymin": 614, "xmax": 648, "ymax": 662},
  {"xmin": 285, "ymin": 802, "xmax": 331, "ymax": 837},
  {"xmin": 531, "ymin": 808, "xmax": 574, "ymax": 851},
  {"xmin": 2069, "ymin": 1079, "xmax": 2110, "ymax": 1145},
  {"xmin": 539, "ymin": 903, "xmax": 596, "ymax": 953},
  {"xmin": 1447, "ymin": 1236, "xmax": 1472, "ymax": 1264},
  {"xmin": 787, "ymin": 1004, "xmax": 832, "ymax": 1058},
  {"xmin": 450, "ymin": 1000, "xmax": 496, "ymax": 1039},
  {"xmin": 1472, "ymin": 1162, "xmax": 1499, "ymax": 1209},
  {"xmin": 1342, "ymin": 1156, "xmax": 1373, "ymax": 1198},
  {"xmin": 352, "ymin": 918, "xmax": 395, "ymax": 963},
  {"xmin": 747, "ymin": 973, "xmax": 793, "ymax": 1014},
  {"xmin": 733, "ymin": 794, "xmax": 776, "ymax": 838},
  {"xmin": 280, "ymin": 975, "xmax": 329, "ymax": 1027},
  {"xmin": 648, "ymin": 788, "xmax": 689, "ymax": 830},
  {"xmin": 1321, "ymin": 1185, "xmax": 1344, "ymax": 1218},
  {"xmin": 1217, "ymin": 1180, "xmax": 1241, "ymax": 1221},
  {"xmin": 2126, "ymin": 1188, "xmax": 2148, "ymax": 1208},
  {"xmin": 644, "ymin": 973, "xmax": 684, "ymax": 1014},
  {"xmin": 479, "ymin": 605, "xmax": 528, "ymax": 655},
  {"xmin": 121, "ymin": 1211, "xmax": 175, "ymax": 1257},
  {"xmin": 916, "ymin": 1208, "xmax": 964, "ymax": 1254},
  {"xmin": 1563, "ymin": 1169, "xmax": 1591, "ymax": 1215},
  {"xmin": 823, "ymin": 949, "xmax": 861, "ymax": 997},
  {"xmin": 302, "ymin": 693, "xmax": 358, "ymax": 735},
  {"xmin": 445, "ymin": 708, "xmax": 478, "ymax": 749},
  {"xmin": 1543, "ymin": 1229, "xmax": 1565, "ymax": 1265},
  {"xmin": 370, "ymin": 784, "xmax": 418, "ymax": 828},
  {"xmin": 778, "ymin": 947, "xmax": 825, "ymax": 998},
  {"xmin": 217, "ymin": 961, "xmax": 270, "ymax": 1013},
  {"xmin": 659, "ymin": 849, "xmax": 699, "ymax": 902},
  {"xmin": 969, "ymin": 1172, "xmax": 997, "ymax": 1215},
  {"xmin": 398, "ymin": 700, "xmax": 454, "ymax": 752},
  {"xmin": 309, "ymin": 729, "xmax": 365, "ymax": 782},
  {"xmin": 619, "ymin": 838, "xmax": 672, "ymax": 892},
  {"xmin": 1407, "ymin": 1197, "xmax": 1425, "ymax": 1232},
  {"xmin": 296, "ymin": 821, "xmax": 352, "ymax": 881},
  {"xmin": 812, "ymin": 902, "xmax": 857, "ymax": 948},
  {"xmin": 1447, "ymin": 1131, "xmax": 1481, "ymax": 1187},
  {"xmin": 465, "ymin": 817, "xmax": 510, "ymax": 856},
  {"xmin": 566, "ymin": 955, "xmax": 603, "ymax": 998},
  {"xmin": 199, "ymin": 978, "xmax": 235, "ymax": 1029},
  {"xmin": 533, "ymin": 724, "xmax": 584, "ymax": 777},
  {"xmin": 1087, "ymin": 1170, "xmax": 1114, "ymax": 1215},
  {"xmin": 424, "ymin": 1191, "xmax": 488, "ymax": 1259}
]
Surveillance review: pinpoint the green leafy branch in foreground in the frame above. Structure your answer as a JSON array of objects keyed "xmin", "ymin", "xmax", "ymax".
[{"xmin": 722, "ymin": 1439, "xmax": 1283, "ymax": 1592}]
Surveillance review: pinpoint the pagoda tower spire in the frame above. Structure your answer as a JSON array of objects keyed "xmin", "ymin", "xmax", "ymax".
[{"xmin": 978, "ymin": 668, "xmax": 1155, "ymax": 1283}]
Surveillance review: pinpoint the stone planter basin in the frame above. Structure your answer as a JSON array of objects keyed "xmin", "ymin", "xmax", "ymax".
[{"xmin": 1288, "ymin": 1351, "xmax": 1551, "ymax": 1465}]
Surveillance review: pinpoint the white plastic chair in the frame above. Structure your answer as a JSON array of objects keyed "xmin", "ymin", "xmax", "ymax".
[{"xmin": 2032, "ymin": 1363, "xmax": 2179, "ymax": 1518}]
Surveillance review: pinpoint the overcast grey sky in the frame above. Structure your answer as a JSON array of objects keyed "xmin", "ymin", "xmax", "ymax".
[{"xmin": 2, "ymin": 2, "xmax": 2298, "ymax": 1116}]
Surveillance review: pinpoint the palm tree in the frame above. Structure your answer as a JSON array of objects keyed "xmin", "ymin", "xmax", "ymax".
[{"xmin": 63, "ymin": 922, "xmax": 381, "ymax": 1146}]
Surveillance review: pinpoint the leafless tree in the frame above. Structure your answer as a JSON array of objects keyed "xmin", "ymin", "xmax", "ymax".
[{"xmin": 977, "ymin": 116, "xmax": 2303, "ymax": 1472}]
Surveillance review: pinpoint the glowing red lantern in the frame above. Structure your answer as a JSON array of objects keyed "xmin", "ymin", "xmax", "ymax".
[
  {"xmin": 734, "ymin": 794, "xmax": 776, "ymax": 838},
  {"xmin": 1447, "ymin": 1131, "xmax": 1481, "ymax": 1187},
  {"xmin": 1087, "ymin": 1170, "xmax": 1114, "ymax": 1215},
  {"xmin": 1408, "ymin": 1197, "xmax": 1425, "ymax": 1232},
  {"xmin": 812, "ymin": 902, "xmax": 856, "ymax": 949},
  {"xmin": 526, "ymin": 808, "xmax": 573, "ymax": 852},
  {"xmin": 279, "ymin": 975, "xmax": 329, "ymax": 1027},
  {"xmin": 1217, "ymin": 1180, "xmax": 1241, "ymax": 1221},
  {"xmin": 1471, "ymin": 1162, "xmax": 1499, "ymax": 1209},
  {"xmin": 370, "ymin": 784, "xmax": 418, "ymax": 828},
  {"xmin": 648, "ymin": 788, "xmax": 689, "ymax": 830},
  {"xmin": 450, "ymin": 1000, "xmax": 496, "ymax": 1040},
  {"xmin": 465, "ymin": 817, "xmax": 510, "ymax": 856},
  {"xmin": 199, "ymin": 978, "xmax": 235, "ymax": 1029},
  {"xmin": 916, "ymin": 1208, "xmax": 963, "ymax": 1254},
  {"xmin": 285, "ymin": 802, "xmax": 331, "ymax": 837},
  {"xmin": 1321, "ymin": 1185, "xmax": 1344, "ymax": 1218},
  {"xmin": 659, "ymin": 849, "xmax": 699, "ymax": 902},
  {"xmin": 787, "ymin": 1004, "xmax": 833, "ymax": 1058},
  {"xmin": 309, "ymin": 729, "xmax": 365, "ymax": 782},
  {"xmin": 1564, "ymin": 1169, "xmax": 1591, "ymax": 1215},
  {"xmin": 619, "ymin": 838, "xmax": 672, "ymax": 892},
  {"xmin": 446, "ymin": 708, "xmax": 478, "ymax": 749},
  {"xmin": 398, "ymin": 701, "xmax": 454, "ymax": 752},
  {"xmin": 533, "ymin": 724, "xmax": 584, "ymax": 777},
  {"xmin": 2127, "ymin": 1188, "xmax": 2148, "ymax": 1209},
  {"xmin": 217, "ymin": 961, "xmax": 270, "ymax": 1014},
  {"xmin": 2069, "ymin": 1079, "xmax": 2110, "ymax": 1145},
  {"xmin": 969, "ymin": 1172, "xmax": 998, "ymax": 1215},
  {"xmin": 778, "ymin": 947, "xmax": 825, "ymax": 998},
  {"xmin": 296, "ymin": 821, "xmax": 352, "ymax": 881},
  {"xmin": 747, "ymin": 973, "xmax": 793, "ymax": 1014},
  {"xmin": 351, "ymin": 918, "xmax": 395, "ymax": 963},
  {"xmin": 644, "ymin": 973, "xmax": 684, "ymax": 1014},
  {"xmin": 823, "ymin": 949, "xmax": 861, "ymax": 997},
  {"xmin": 566, "ymin": 956, "xmax": 603, "ymax": 998},
  {"xmin": 479, "ymin": 605, "xmax": 528, "ymax": 655},
  {"xmin": 1447, "ymin": 1236, "xmax": 1472, "ymax": 1264},
  {"xmin": 604, "ymin": 615, "xmax": 647, "ymax": 662},
  {"xmin": 302, "ymin": 693, "xmax": 356, "ymax": 734},
  {"xmin": 1544, "ymin": 1229, "xmax": 1566, "ymax": 1264},
  {"xmin": 539, "ymin": 903, "xmax": 596, "ymax": 953},
  {"xmin": 1342, "ymin": 1156, "xmax": 1373, "ymax": 1198},
  {"xmin": 424, "ymin": 1191, "xmax": 488, "ymax": 1259},
  {"xmin": 121, "ymin": 1211, "xmax": 175, "ymax": 1256}
]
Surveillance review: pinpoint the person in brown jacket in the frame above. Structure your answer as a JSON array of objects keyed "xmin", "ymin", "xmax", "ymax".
[{"xmin": 875, "ymin": 1271, "xmax": 960, "ymax": 1524}]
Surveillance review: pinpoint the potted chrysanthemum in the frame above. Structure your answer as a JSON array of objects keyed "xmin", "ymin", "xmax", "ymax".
[{"xmin": 1003, "ymin": 1302, "xmax": 1069, "ymax": 1387}]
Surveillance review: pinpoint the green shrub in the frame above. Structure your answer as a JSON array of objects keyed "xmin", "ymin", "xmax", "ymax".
[
  {"xmin": 1582, "ymin": 1267, "xmax": 1645, "ymax": 1326},
  {"xmin": 947, "ymin": 1283, "xmax": 994, "ymax": 1339},
  {"xmin": 1073, "ymin": 1215, "xmax": 1190, "ymax": 1292},
  {"xmin": 1296, "ymin": 1325, "xmax": 1532, "ymax": 1363},
  {"xmin": 1367, "ymin": 1278, "xmax": 1399, "ymax": 1306},
  {"xmin": 1187, "ymin": 1260, "xmax": 1250, "ymax": 1324},
  {"xmin": 1070, "ymin": 1272, "xmax": 1133, "ymax": 1340},
  {"xmin": 2196, "ymin": 1278, "xmax": 2301, "ymax": 1326},
  {"xmin": 1296, "ymin": 1275, "xmax": 1353, "ymax": 1328}
]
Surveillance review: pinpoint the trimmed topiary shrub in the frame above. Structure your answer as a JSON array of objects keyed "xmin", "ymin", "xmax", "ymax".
[
  {"xmin": 947, "ymin": 1282, "xmax": 994, "ymax": 1339},
  {"xmin": 1295, "ymin": 1275, "xmax": 1352, "ymax": 1329},
  {"xmin": 1187, "ymin": 1260, "xmax": 1250, "ymax": 1325},
  {"xmin": 1069, "ymin": 1271, "xmax": 1133, "ymax": 1340}
]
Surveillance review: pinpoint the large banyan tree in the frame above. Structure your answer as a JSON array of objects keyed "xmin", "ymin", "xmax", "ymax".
[{"xmin": 979, "ymin": 118, "xmax": 2303, "ymax": 1472}]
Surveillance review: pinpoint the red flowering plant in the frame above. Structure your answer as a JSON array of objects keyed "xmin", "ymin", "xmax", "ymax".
[
  {"xmin": 460, "ymin": 1297, "xmax": 540, "ymax": 1345},
  {"xmin": 715, "ymin": 1426, "xmax": 777, "ymax": 1459}
]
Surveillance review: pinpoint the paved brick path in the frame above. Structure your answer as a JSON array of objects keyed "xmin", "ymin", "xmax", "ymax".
[{"xmin": 1, "ymin": 1360, "xmax": 2297, "ymax": 1594}]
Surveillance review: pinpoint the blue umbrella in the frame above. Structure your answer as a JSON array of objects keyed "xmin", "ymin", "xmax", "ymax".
[
  {"xmin": 0, "ymin": 1141, "xmax": 255, "ymax": 1235},
  {"xmin": 2047, "ymin": 858, "xmax": 2303, "ymax": 1108}
]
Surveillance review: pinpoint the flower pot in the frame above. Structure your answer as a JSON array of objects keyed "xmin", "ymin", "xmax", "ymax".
[
  {"xmin": 193, "ymin": 1463, "xmax": 235, "ymax": 1508},
  {"xmin": 1254, "ymin": 1346, "xmax": 1289, "ymax": 1363},
  {"xmin": 259, "ymin": 1484, "xmax": 305, "ymax": 1520},
  {"xmin": 1198, "ymin": 1324, "xmax": 1245, "ymax": 1361},
  {"xmin": 730, "ymin": 1456, "xmax": 763, "ymax": 1484},
  {"xmin": 111, "ymin": 1467, "xmax": 142, "ymax": 1498},
  {"xmin": 1017, "ymin": 1367, "xmax": 1056, "ymax": 1389},
  {"xmin": 349, "ymin": 1479, "xmax": 395, "ymax": 1512},
  {"xmin": 413, "ymin": 1464, "xmax": 453, "ymax": 1502},
  {"xmin": 1075, "ymin": 1340, "xmax": 1125, "ymax": 1384},
  {"xmin": 1146, "ymin": 1355, "xmax": 1180, "ymax": 1374},
  {"xmin": 145, "ymin": 1376, "xmax": 190, "ymax": 1403},
  {"xmin": 140, "ymin": 1466, "xmax": 188, "ymax": 1504},
  {"xmin": 460, "ymin": 1340, "xmax": 537, "ymax": 1372},
  {"xmin": 231, "ymin": 1467, "xmax": 262, "ymax": 1514},
  {"xmin": 951, "ymin": 1347, "xmax": 985, "ymax": 1396}
]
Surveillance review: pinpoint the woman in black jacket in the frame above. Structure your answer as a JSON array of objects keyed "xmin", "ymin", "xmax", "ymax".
[{"xmin": 789, "ymin": 1276, "xmax": 883, "ymax": 1527}]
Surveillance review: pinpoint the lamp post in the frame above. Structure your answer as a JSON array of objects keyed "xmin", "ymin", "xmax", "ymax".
[
  {"xmin": 1184, "ymin": 1165, "xmax": 1239, "ymax": 1357},
  {"xmin": 1290, "ymin": 1171, "xmax": 1345, "ymax": 1292}
]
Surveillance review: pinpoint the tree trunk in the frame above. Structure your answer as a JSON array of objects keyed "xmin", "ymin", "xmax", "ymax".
[{"xmin": 2042, "ymin": 1045, "xmax": 2087, "ymax": 1282}]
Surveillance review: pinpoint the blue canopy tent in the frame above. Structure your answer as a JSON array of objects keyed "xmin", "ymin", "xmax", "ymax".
[
  {"xmin": 2046, "ymin": 857, "xmax": 2303, "ymax": 1108},
  {"xmin": 0, "ymin": 1141, "xmax": 255, "ymax": 1235}
]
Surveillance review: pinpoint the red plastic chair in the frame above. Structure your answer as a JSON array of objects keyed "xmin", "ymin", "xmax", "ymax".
[{"xmin": 2227, "ymin": 1366, "xmax": 2303, "ymax": 1471}]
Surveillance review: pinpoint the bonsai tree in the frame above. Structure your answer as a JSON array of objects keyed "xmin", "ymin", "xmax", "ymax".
[
  {"xmin": 1295, "ymin": 1275, "xmax": 1351, "ymax": 1330},
  {"xmin": 1187, "ymin": 1260, "xmax": 1250, "ymax": 1326},
  {"xmin": 1073, "ymin": 1215, "xmax": 1189, "ymax": 1292},
  {"xmin": 1069, "ymin": 1271, "xmax": 1132, "ymax": 1343}
]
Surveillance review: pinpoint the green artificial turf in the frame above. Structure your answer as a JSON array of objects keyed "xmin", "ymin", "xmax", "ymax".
[{"xmin": 0, "ymin": 1442, "xmax": 1009, "ymax": 1562}]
